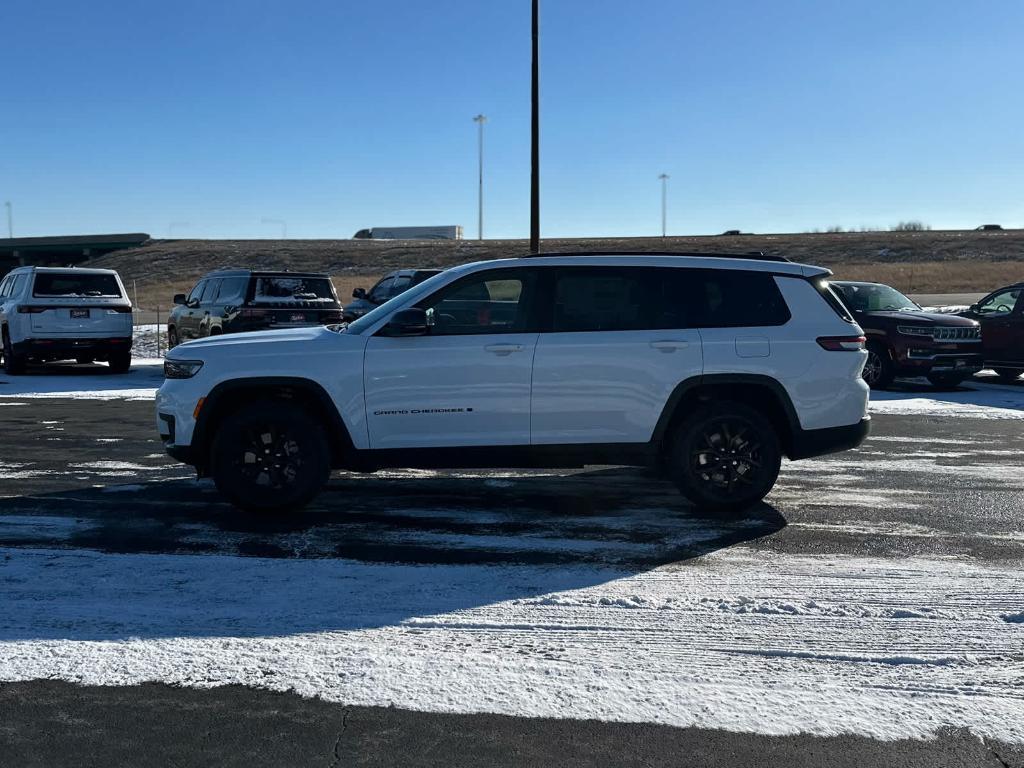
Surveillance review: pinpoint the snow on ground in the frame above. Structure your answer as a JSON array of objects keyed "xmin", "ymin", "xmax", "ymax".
[
  {"xmin": 0, "ymin": 359, "xmax": 163, "ymax": 400},
  {"xmin": 869, "ymin": 380, "xmax": 1024, "ymax": 419},
  {"xmin": 132, "ymin": 323, "xmax": 167, "ymax": 359},
  {"xmin": 0, "ymin": 545, "xmax": 1021, "ymax": 743}
]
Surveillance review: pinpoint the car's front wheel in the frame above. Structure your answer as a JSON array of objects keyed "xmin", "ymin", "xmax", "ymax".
[
  {"xmin": 211, "ymin": 400, "xmax": 330, "ymax": 513},
  {"xmin": 167, "ymin": 327, "xmax": 179, "ymax": 349},
  {"xmin": 667, "ymin": 401, "xmax": 782, "ymax": 514},
  {"xmin": 862, "ymin": 342, "xmax": 895, "ymax": 390}
]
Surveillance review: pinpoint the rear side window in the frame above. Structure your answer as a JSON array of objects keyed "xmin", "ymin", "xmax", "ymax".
[
  {"xmin": 552, "ymin": 269, "xmax": 686, "ymax": 332},
  {"xmin": 684, "ymin": 269, "xmax": 790, "ymax": 328},
  {"xmin": 252, "ymin": 276, "xmax": 336, "ymax": 302},
  {"xmin": 217, "ymin": 277, "xmax": 248, "ymax": 303},
  {"xmin": 33, "ymin": 272, "xmax": 121, "ymax": 298}
]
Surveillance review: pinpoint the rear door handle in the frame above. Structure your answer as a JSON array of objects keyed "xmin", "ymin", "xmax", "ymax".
[
  {"xmin": 649, "ymin": 340, "xmax": 689, "ymax": 352},
  {"xmin": 484, "ymin": 343, "xmax": 523, "ymax": 356}
]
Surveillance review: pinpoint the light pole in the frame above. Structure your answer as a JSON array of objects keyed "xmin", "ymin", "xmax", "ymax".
[
  {"xmin": 4, "ymin": 201, "xmax": 12, "ymax": 238},
  {"xmin": 658, "ymin": 174, "xmax": 669, "ymax": 237},
  {"xmin": 530, "ymin": 0, "xmax": 540, "ymax": 253},
  {"xmin": 261, "ymin": 217, "xmax": 287, "ymax": 239},
  {"xmin": 473, "ymin": 114, "xmax": 487, "ymax": 241}
]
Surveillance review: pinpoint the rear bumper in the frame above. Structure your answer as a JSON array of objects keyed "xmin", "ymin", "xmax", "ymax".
[
  {"xmin": 789, "ymin": 417, "xmax": 870, "ymax": 460},
  {"xmin": 14, "ymin": 337, "xmax": 132, "ymax": 358}
]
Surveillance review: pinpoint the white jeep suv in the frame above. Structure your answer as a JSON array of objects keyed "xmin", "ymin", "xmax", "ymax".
[
  {"xmin": 0, "ymin": 266, "xmax": 134, "ymax": 375},
  {"xmin": 157, "ymin": 253, "xmax": 870, "ymax": 513}
]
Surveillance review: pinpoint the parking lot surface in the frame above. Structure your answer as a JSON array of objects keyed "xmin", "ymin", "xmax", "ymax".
[{"xmin": 1, "ymin": 363, "xmax": 1023, "ymax": 766}]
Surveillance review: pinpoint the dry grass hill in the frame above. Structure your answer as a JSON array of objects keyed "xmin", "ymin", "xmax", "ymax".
[{"xmin": 82, "ymin": 230, "xmax": 1024, "ymax": 310}]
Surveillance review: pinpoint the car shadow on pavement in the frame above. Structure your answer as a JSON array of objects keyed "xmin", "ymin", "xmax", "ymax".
[{"xmin": 0, "ymin": 467, "xmax": 786, "ymax": 641}]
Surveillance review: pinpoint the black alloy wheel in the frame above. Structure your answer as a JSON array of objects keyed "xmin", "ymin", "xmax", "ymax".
[
  {"xmin": 669, "ymin": 401, "xmax": 782, "ymax": 514},
  {"xmin": 862, "ymin": 343, "xmax": 895, "ymax": 390},
  {"xmin": 211, "ymin": 400, "xmax": 330, "ymax": 513}
]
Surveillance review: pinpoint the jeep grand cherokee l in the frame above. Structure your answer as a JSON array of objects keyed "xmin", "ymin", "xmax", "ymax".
[
  {"xmin": 168, "ymin": 270, "xmax": 343, "ymax": 347},
  {"xmin": 831, "ymin": 280, "xmax": 982, "ymax": 389},
  {"xmin": 157, "ymin": 253, "xmax": 870, "ymax": 514}
]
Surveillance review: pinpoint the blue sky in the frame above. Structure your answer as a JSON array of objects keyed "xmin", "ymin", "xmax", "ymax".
[{"xmin": 2, "ymin": 0, "xmax": 1022, "ymax": 239}]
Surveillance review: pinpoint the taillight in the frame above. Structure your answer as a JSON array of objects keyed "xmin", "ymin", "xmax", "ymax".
[
  {"xmin": 109, "ymin": 306, "xmax": 133, "ymax": 313},
  {"xmin": 239, "ymin": 308, "xmax": 268, "ymax": 318},
  {"xmin": 17, "ymin": 306, "xmax": 49, "ymax": 313},
  {"xmin": 817, "ymin": 335, "xmax": 866, "ymax": 351}
]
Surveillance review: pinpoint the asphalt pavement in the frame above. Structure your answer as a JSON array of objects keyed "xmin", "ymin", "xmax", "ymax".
[{"xmin": 1, "ymin": 388, "xmax": 1023, "ymax": 766}]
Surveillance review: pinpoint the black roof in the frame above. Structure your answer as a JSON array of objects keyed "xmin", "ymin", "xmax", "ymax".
[{"xmin": 521, "ymin": 250, "xmax": 789, "ymax": 263}]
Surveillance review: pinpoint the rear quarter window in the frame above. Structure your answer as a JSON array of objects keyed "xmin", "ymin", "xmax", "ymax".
[
  {"xmin": 33, "ymin": 272, "xmax": 121, "ymax": 298},
  {"xmin": 685, "ymin": 269, "xmax": 791, "ymax": 328}
]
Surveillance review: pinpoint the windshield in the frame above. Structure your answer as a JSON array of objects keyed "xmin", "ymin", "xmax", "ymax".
[
  {"xmin": 252, "ymin": 276, "xmax": 336, "ymax": 302},
  {"xmin": 33, "ymin": 272, "xmax": 122, "ymax": 298},
  {"xmin": 345, "ymin": 269, "xmax": 453, "ymax": 334},
  {"xmin": 833, "ymin": 282, "xmax": 919, "ymax": 313}
]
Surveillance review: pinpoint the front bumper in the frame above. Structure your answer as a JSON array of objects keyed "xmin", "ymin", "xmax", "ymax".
[
  {"xmin": 789, "ymin": 417, "xmax": 870, "ymax": 460},
  {"xmin": 897, "ymin": 352, "xmax": 984, "ymax": 376}
]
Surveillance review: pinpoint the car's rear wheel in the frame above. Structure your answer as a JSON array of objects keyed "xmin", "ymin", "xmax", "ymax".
[
  {"xmin": 668, "ymin": 401, "xmax": 782, "ymax": 514},
  {"xmin": 926, "ymin": 372, "xmax": 965, "ymax": 389},
  {"xmin": 1, "ymin": 329, "xmax": 26, "ymax": 376},
  {"xmin": 211, "ymin": 400, "xmax": 330, "ymax": 513},
  {"xmin": 994, "ymin": 367, "xmax": 1023, "ymax": 383},
  {"xmin": 862, "ymin": 342, "xmax": 895, "ymax": 390},
  {"xmin": 108, "ymin": 351, "xmax": 131, "ymax": 374}
]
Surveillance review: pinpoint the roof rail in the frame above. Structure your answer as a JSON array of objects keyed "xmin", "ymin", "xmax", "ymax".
[{"xmin": 521, "ymin": 250, "xmax": 790, "ymax": 263}]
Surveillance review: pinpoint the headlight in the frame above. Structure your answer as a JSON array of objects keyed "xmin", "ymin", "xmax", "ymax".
[
  {"xmin": 897, "ymin": 325, "xmax": 933, "ymax": 338},
  {"xmin": 164, "ymin": 359, "xmax": 204, "ymax": 379}
]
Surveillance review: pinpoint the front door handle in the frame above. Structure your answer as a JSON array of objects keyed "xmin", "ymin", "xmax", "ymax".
[
  {"xmin": 484, "ymin": 343, "xmax": 523, "ymax": 356},
  {"xmin": 650, "ymin": 340, "xmax": 689, "ymax": 352}
]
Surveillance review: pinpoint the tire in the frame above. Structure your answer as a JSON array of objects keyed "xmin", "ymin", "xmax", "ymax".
[
  {"xmin": 667, "ymin": 401, "xmax": 782, "ymax": 514},
  {"xmin": 167, "ymin": 327, "xmax": 179, "ymax": 349},
  {"xmin": 108, "ymin": 351, "xmax": 132, "ymax": 374},
  {"xmin": 862, "ymin": 342, "xmax": 895, "ymax": 390},
  {"xmin": 210, "ymin": 400, "xmax": 330, "ymax": 513},
  {"xmin": 926, "ymin": 373, "xmax": 965, "ymax": 389},
  {"xmin": 1, "ymin": 329, "xmax": 26, "ymax": 376},
  {"xmin": 994, "ymin": 367, "xmax": 1023, "ymax": 383}
]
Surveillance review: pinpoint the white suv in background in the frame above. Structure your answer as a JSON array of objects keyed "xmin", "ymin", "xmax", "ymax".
[
  {"xmin": 0, "ymin": 266, "xmax": 134, "ymax": 375},
  {"xmin": 157, "ymin": 252, "xmax": 870, "ymax": 513}
]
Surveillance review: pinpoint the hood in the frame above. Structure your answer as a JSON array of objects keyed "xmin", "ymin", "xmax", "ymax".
[
  {"xmin": 859, "ymin": 309, "xmax": 979, "ymax": 327},
  {"xmin": 169, "ymin": 326, "xmax": 336, "ymax": 356}
]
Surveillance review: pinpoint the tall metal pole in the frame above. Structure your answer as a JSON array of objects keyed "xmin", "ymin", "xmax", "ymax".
[
  {"xmin": 658, "ymin": 174, "xmax": 669, "ymax": 237},
  {"xmin": 473, "ymin": 114, "xmax": 487, "ymax": 240},
  {"xmin": 4, "ymin": 202, "xmax": 12, "ymax": 238},
  {"xmin": 529, "ymin": 0, "xmax": 540, "ymax": 253}
]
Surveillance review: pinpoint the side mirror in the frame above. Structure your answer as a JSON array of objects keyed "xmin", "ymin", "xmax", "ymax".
[
  {"xmin": 352, "ymin": 288, "xmax": 367, "ymax": 299},
  {"xmin": 173, "ymin": 293, "xmax": 187, "ymax": 305},
  {"xmin": 382, "ymin": 307, "xmax": 428, "ymax": 337}
]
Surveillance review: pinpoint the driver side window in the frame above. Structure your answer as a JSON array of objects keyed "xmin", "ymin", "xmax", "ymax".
[
  {"xmin": 419, "ymin": 271, "xmax": 533, "ymax": 336},
  {"xmin": 187, "ymin": 281, "xmax": 206, "ymax": 304},
  {"xmin": 978, "ymin": 289, "xmax": 1019, "ymax": 315}
]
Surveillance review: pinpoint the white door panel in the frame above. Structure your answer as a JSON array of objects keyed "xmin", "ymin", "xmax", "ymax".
[
  {"xmin": 364, "ymin": 333, "xmax": 538, "ymax": 449},
  {"xmin": 531, "ymin": 330, "xmax": 702, "ymax": 444}
]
